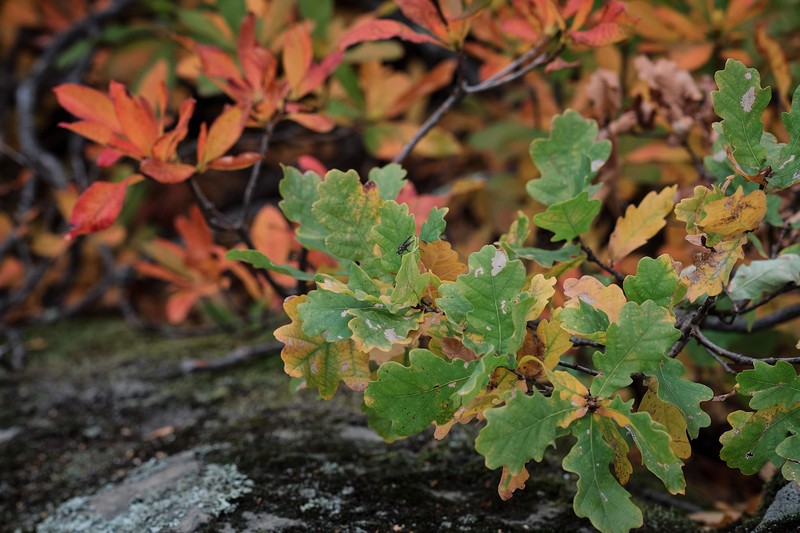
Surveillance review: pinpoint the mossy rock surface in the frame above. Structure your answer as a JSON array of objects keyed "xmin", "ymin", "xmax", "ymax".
[{"xmin": 0, "ymin": 318, "xmax": 785, "ymax": 532}]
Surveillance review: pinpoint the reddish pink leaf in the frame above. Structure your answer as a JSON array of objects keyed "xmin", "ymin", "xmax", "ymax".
[
  {"xmin": 207, "ymin": 152, "xmax": 262, "ymax": 170},
  {"xmin": 297, "ymin": 155, "xmax": 327, "ymax": 176},
  {"xmin": 286, "ymin": 112, "xmax": 335, "ymax": 133},
  {"xmin": 53, "ymin": 84, "xmax": 119, "ymax": 131},
  {"xmin": 196, "ymin": 45, "xmax": 241, "ymax": 81},
  {"xmin": 339, "ymin": 19, "xmax": 442, "ymax": 50},
  {"xmin": 282, "ymin": 23, "xmax": 313, "ymax": 95},
  {"xmin": 396, "ymin": 183, "xmax": 450, "ymax": 233},
  {"xmin": 67, "ymin": 178, "xmax": 129, "ymax": 239},
  {"xmin": 152, "ymin": 98, "xmax": 195, "ymax": 161},
  {"xmin": 298, "ymin": 51, "xmax": 345, "ymax": 97},
  {"xmin": 137, "ymin": 59, "xmax": 169, "ymax": 120},
  {"xmin": 140, "ymin": 159, "xmax": 196, "ymax": 184},
  {"xmin": 59, "ymin": 120, "xmax": 115, "ymax": 146},
  {"xmin": 166, "ymin": 289, "xmax": 201, "ymax": 324},
  {"xmin": 96, "ymin": 147, "xmax": 125, "ymax": 167}
]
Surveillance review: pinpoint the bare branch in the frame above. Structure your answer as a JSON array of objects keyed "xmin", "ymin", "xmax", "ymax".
[
  {"xmin": 702, "ymin": 303, "xmax": 800, "ymax": 333},
  {"xmin": 693, "ymin": 327, "xmax": 800, "ymax": 365},
  {"xmin": 578, "ymin": 240, "xmax": 626, "ymax": 284}
]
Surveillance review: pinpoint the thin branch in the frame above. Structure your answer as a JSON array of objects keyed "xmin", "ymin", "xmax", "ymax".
[
  {"xmin": 181, "ymin": 341, "xmax": 283, "ymax": 373},
  {"xmin": 693, "ymin": 327, "xmax": 800, "ymax": 365},
  {"xmin": 667, "ymin": 297, "xmax": 716, "ymax": 358},
  {"xmin": 578, "ymin": 240, "xmax": 625, "ymax": 283},
  {"xmin": 702, "ymin": 303, "xmax": 800, "ymax": 333},
  {"xmin": 570, "ymin": 337, "xmax": 604, "ymax": 349},
  {"xmin": 393, "ymin": 39, "xmax": 562, "ymax": 164},
  {"xmin": 557, "ymin": 359, "xmax": 600, "ymax": 376},
  {"xmin": 240, "ymin": 119, "xmax": 276, "ymax": 227},
  {"xmin": 712, "ymin": 283, "xmax": 799, "ymax": 317},
  {"xmin": 680, "ymin": 137, "xmax": 713, "ymax": 183}
]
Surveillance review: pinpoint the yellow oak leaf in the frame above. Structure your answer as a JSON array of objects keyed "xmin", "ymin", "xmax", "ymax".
[
  {"xmin": 275, "ymin": 295, "xmax": 371, "ymax": 399},
  {"xmin": 564, "ymin": 275, "xmax": 626, "ymax": 323},
  {"xmin": 549, "ymin": 370, "xmax": 589, "ymax": 425},
  {"xmin": 697, "ymin": 186, "xmax": 766, "ymax": 241},
  {"xmin": 498, "ymin": 466, "xmax": 530, "ymax": 501},
  {"xmin": 674, "ymin": 185, "xmax": 725, "ymax": 235},
  {"xmin": 681, "ymin": 237, "xmax": 745, "ymax": 302},
  {"xmin": 608, "ymin": 185, "xmax": 678, "ymax": 264},
  {"xmin": 598, "ymin": 417, "xmax": 633, "ymax": 485},
  {"xmin": 525, "ymin": 273, "xmax": 557, "ymax": 321},
  {"xmin": 639, "ymin": 377, "xmax": 692, "ymax": 459},
  {"xmin": 538, "ymin": 318, "xmax": 574, "ymax": 371}
]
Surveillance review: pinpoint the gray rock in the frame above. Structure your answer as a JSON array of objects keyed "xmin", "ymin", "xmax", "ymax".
[{"xmin": 756, "ymin": 482, "xmax": 800, "ymax": 532}]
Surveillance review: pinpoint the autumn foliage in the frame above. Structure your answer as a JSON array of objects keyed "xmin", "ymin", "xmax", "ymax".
[{"xmin": 2, "ymin": 1, "xmax": 800, "ymax": 531}]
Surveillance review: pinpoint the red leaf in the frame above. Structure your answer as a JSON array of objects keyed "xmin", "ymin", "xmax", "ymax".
[
  {"xmin": 152, "ymin": 98, "xmax": 195, "ymax": 161},
  {"xmin": 53, "ymin": 84, "xmax": 119, "ymax": 131},
  {"xmin": 298, "ymin": 51, "xmax": 344, "ymax": 97},
  {"xmin": 67, "ymin": 178, "xmax": 129, "ymax": 239},
  {"xmin": 207, "ymin": 152, "xmax": 262, "ymax": 170},
  {"xmin": 140, "ymin": 159, "xmax": 196, "ymax": 184},
  {"xmin": 197, "ymin": 106, "xmax": 247, "ymax": 166},
  {"xmin": 59, "ymin": 120, "xmax": 115, "ymax": 146},
  {"xmin": 96, "ymin": 147, "xmax": 125, "ymax": 167},
  {"xmin": 338, "ymin": 19, "xmax": 442, "ymax": 50},
  {"xmin": 282, "ymin": 23, "xmax": 313, "ymax": 96}
]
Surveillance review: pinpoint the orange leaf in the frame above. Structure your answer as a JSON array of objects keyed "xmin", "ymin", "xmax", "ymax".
[
  {"xmin": 137, "ymin": 59, "xmax": 169, "ymax": 120},
  {"xmin": 608, "ymin": 185, "xmax": 677, "ymax": 264},
  {"xmin": 564, "ymin": 275, "xmax": 626, "ymax": 323},
  {"xmin": 151, "ymin": 98, "xmax": 195, "ymax": 161},
  {"xmin": 498, "ymin": 466, "xmax": 530, "ymax": 501},
  {"xmin": 67, "ymin": 178, "xmax": 130, "ymax": 239},
  {"xmin": 297, "ymin": 155, "xmax": 327, "ymax": 175},
  {"xmin": 140, "ymin": 159, "xmax": 196, "ymax": 184},
  {"xmin": 570, "ymin": 1, "xmax": 636, "ymax": 47},
  {"xmin": 396, "ymin": 0, "xmax": 449, "ymax": 42},
  {"xmin": 109, "ymin": 81, "xmax": 159, "ymax": 158},
  {"xmin": 338, "ymin": 19, "xmax": 442, "ymax": 50},
  {"xmin": 196, "ymin": 44, "xmax": 242, "ymax": 81},
  {"xmin": 298, "ymin": 51, "xmax": 344, "ymax": 97},
  {"xmin": 282, "ymin": 23, "xmax": 313, "ymax": 96},
  {"xmin": 252, "ymin": 204, "xmax": 296, "ymax": 287},
  {"xmin": 59, "ymin": 120, "xmax": 115, "ymax": 146},
  {"xmin": 53, "ymin": 84, "xmax": 119, "ymax": 131},
  {"xmin": 197, "ymin": 106, "xmax": 247, "ymax": 166},
  {"xmin": 755, "ymin": 23, "xmax": 792, "ymax": 104}
]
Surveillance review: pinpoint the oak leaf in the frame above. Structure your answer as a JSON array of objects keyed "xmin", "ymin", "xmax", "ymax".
[{"xmin": 608, "ymin": 185, "xmax": 677, "ymax": 264}]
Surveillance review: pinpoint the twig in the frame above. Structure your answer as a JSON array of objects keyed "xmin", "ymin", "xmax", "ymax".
[
  {"xmin": 578, "ymin": 240, "xmax": 625, "ymax": 283},
  {"xmin": 570, "ymin": 337, "xmax": 605, "ymax": 349},
  {"xmin": 240, "ymin": 119, "xmax": 276, "ymax": 227},
  {"xmin": 667, "ymin": 297, "xmax": 716, "ymax": 358},
  {"xmin": 393, "ymin": 39, "xmax": 562, "ymax": 164},
  {"xmin": 181, "ymin": 342, "xmax": 283, "ymax": 373},
  {"xmin": 712, "ymin": 283, "xmax": 799, "ymax": 317},
  {"xmin": 702, "ymin": 303, "xmax": 800, "ymax": 333},
  {"xmin": 692, "ymin": 327, "xmax": 800, "ymax": 365},
  {"xmin": 557, "ymin": 359, "xmax": 600, "ymax": 376},
  {"xmin": 680, "ymin": 137, "xmax": 714, "ymax": 183}
]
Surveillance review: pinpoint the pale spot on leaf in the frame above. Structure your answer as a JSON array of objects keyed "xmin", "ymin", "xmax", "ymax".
[{"xmin": 741, "ymin": 87, "xmax": 756, "ymax": 112}]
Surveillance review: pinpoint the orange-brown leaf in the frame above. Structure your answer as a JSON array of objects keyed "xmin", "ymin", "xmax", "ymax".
[
  {"xmin": 564, "ymin": 275, "xmax": 626, "ymax": 323},
  {"xmin": 755, "ymin": 23, "xmax": 792, "ymax": 103},
  {"xmin": 697, "ymin": 187, "xmax": 766, "ymax": 241},
  {"xmin": 608, "ymin": 185, "xmax": 677, "ymax": 264},
  {"xmin": 282, "ymin": 23, "xmax": 313, "ymax": 95},
  {"xmin": 198, "ymin": 106, "xmax": 247, "ymax": 166},
  {"xmin": 286, "ymin": 112, "xmax": 335, "ymax": 133},
  {"xmin": 419, "ymin": 240, "xmax": 467, "ymax": 281},
  {"xmin": 396, "ymin": 0, "xmax": 449, "ymax": 41},
  {"xmin": 109, "ymin": 81, "xmax": 158, "ymax": 158},
  {"xmin": 207, "ymin": 152, "xmax": 262, "ymax": 171},
  {"xmin": 498, "ymin": 466, "xmax": 530, "ymax": 501},
  {"xmin": 681, "ymin": 238, "xmax": 745, "ymax": 301},
  {"xmin": 67, "ymin": 178, "xmax": 129, "ymax": 239}
]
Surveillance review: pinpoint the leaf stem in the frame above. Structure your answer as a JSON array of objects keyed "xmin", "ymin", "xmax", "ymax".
[
  {"xmin": 692, "ymin": 327, "xmax": 800, "ymax": 365},
  {"xmin": 578, "ymin": 240, "xmax": 625, "ymax": 284}
]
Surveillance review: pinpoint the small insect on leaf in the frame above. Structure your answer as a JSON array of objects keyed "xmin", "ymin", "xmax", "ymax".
[{"xmin": 397, "ymin": 235, "xmax": 415, "ymax": 255}]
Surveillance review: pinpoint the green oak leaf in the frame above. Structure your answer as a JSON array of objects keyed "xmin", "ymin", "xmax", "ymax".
[
  {"xmin": 533, "ymin": 191, "xmax": 602, "ymax": 242},
  {"xmin": 769, "ymin": 85, "xmax": 800, "ymax": 189},
  {"xmin": 364, "ymin": 348, "xmax": 475, "ymax": 436},
  {"xmin": 347, "ymin": 262, "xmax": 382, "ymax": 299},
  {"xmin": 457, "ymin": 353, "xmax": 512, "ymax": 405},
  {"xmin": 526, "ymin": 110, "xmax": 611, "ymax": 206},
  {"xmin": 559, "ymin": 300, "xmax": 609, "ymax": 343},
  {"xmin": 645, "ymin": 358, "xmax": 713, "ymax": 439},
  {"xmin": 225, "ymin": 249, "xmax": 315, "ymax": 281},
  {"xmin": 420, "ymin": 207, "xmax": 448, "ymax": 242},
  {"xmin": 603, "ymin": 396, "xmax": 686, "ymax": 494},
  {"xmin": 475, "ymin": 389, "xmax": 576, "ymax": 474},
  {"xmin": 348, "ymin": 307, "xmax": 420, "ymax": 352},
  {"xmin": 712, "ymin": 59, "xmax": 771, "ymax": 174},
  {"xmin": 776, "ymin": 433, "xmax": 800, "ymax": 484},
  {"xmin": 728, "ymin": 255, "xmax": 800, "ymax": 302},
  {"xmin": 437, "ymin": 246, "xmax": 530, "ymax": 356},
  {"xmin": 623, "ymin": 255, "xmax": 685, "ymax": 309},
  {"xmin": 737, "ymin": 361, "xmax": 800, "ymax": 410},
  {"xmin": 298, "ymin": 287, "xmax": 368, "ymax": 342},
  {"xmin": 275, "ymin": 296, "xmax": 370, "ymax": 400},
  {"xmin": 720, "ymin": 405, "xmax": 800, "ymax": 475},
  {"xmin": 312, "ymin": 169, "xmax": 382, "ymax": 262},
  {"xmin": 278, "ymin": 166, "xmax": 328, "ymax": 251},
  {"xmin": 512, "ymin": 243, "xmax": 582, "ymax": 267},
  {"xmin": 369, "ymin": 201, "xmax": 417, "ymax": 275},
  {"xmin": 391, "ymin": 251, "xmax": 430, "ymax": 308},
  {"xmin": 368, "ymin": 163, "xmax": 407, "ymax": 200},
  {"xmin": 563, "ymin": 416, "xmax": 643, "ymax": 533},
  {"xmin": 591, "ymin": 301, "xmax": 681, "ymax": 397}
]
